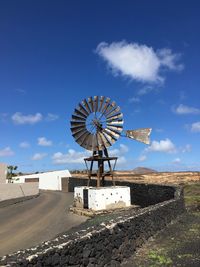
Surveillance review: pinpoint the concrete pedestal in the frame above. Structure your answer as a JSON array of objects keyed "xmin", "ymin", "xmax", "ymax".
[{"xmin": 74, "ymin": 186, "xmax": 131, "ymax": 211}]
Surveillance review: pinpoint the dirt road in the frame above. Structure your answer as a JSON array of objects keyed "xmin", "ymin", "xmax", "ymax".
[{"xmin": 0, "ymin": 191, "xmax": 87, "ymax": 256}]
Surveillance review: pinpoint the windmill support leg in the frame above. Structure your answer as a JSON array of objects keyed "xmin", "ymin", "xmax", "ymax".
[{"xmin": 87, "ymin": 160, "xmax": 93, "ymax": 186}]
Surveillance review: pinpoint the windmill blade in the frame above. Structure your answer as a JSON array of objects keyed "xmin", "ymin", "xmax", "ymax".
[
  {"xmin": 75, "ymin": 131, "xmax": 91, "ymax": 146},
  {"xmin": 105, "ymin": 106, "xmax": 121, "ymax": 118},
  {"xmin": 70, "ymin": 121, "xmax": 86, "ymax": 127},
  {"xmin": 81, "ymin": 133, "xmax": 93, "ymax": 150},
  {"xmin": 97, "ymin": 132, "xmax": 106, "ymax": 150},
  {"xmin": 82, "ymin": 99, "xmax": 91, "ymax": 114},
  {"xmin": 78, "ymin": 103, "xmax": 89, "ymax": 116},
  {"xmin": 107, "ymin": 125, "xmax": 123, "ymax": 133},
  {"xmin": 71, "ymin": 114, "xmax": 86, "ymax": 122},
  {"xmin": 72, "ymin": 128, "xmax": 87, "ymax": 139},
  {"xmin": 102, "ymin": 129, "xmax": 117, "ymax": 143},
  {"xmin": 106, "ymin": 112, "xmax": 123, "ymax": 122},
  {"xmin": 107, "ymin": 119, "xmax": 124, "ymax": 126},
  {"xmin": 99, "ymin": 132, "xmax": 112, "ymax": 147},
  {"xmin": 92, "ymin": 134, "xmax": 99, "ymax": 151},
  {"xmin": 104, "ymin": 128, "xmax": 120, "ymax": 139},
  {"xmin": 71, "ymin": 125, "xmax": 86, "ymax": 134},
  {"xmin": 104, "ymin": 101, "xmax": 117, "ymax": 117},
  {"xmin": 125, "ymin": 128, "xmax": 152, "ymax": 144},
  {"xmin": 88, "ymin": 96, "xmax": 94, "ymax": 112},
  {"xmin": 101, "ymin": 97, "xmax": 111, "ymax": 115},
  {"xmin": 98, "ymin": 96, "xmax": 105, "ymax": 112},
  {"xmin": 93, "ymin": 96, "xmax": 99, "ymax": 112},
  {"xmin": 74, "ymin": 108, "xmax": 87, "ymax": 119}
]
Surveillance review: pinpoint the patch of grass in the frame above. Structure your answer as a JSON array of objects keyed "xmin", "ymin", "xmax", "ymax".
[
  {"xmin": 148, "ymin": 250, "xmax": 172, "ymax": 266},
  {"xmin": 184, "ymin": 183, "xmax": 200, "ymax": 210}
]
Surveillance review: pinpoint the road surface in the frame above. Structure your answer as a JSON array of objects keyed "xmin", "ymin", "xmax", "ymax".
[{"xmin": 0, "ymin": 191, "xmax": 87, "ymax": 256}]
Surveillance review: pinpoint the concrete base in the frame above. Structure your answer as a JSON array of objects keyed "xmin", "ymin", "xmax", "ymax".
[{"xmin": 74, "ymin": 186, "xmax": 131, "ymax": 211}]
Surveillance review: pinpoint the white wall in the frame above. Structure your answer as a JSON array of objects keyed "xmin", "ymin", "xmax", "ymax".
[
  {"xmin": 14, "ymin": 170, "xmax": 71, "ymax": 191},
  {"xmin": 0, "ymin": 183, "xmax": 39, "ymax": 201}
]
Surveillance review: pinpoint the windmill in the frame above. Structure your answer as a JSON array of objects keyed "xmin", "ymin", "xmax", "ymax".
[{"xmin": 70, "ymin": 96, "xmax": 151, "ymax": 187}]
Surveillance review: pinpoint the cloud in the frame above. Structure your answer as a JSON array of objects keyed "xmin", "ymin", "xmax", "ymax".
[
  {"xmin": 46, "ymin": 113, "xmax": 59, "ymax": 121},
  {"xmin": 173, "ymin": 158, "xmax": 181, "ymax": 164},
  {"xmin": 181, "ymin": 144, "xmax": 192, "ymax": 153},
  {"xmin": 96, "ymin": 41, "xmax": 183, "ymax": 83},
  {"xmin": 129, "ymin": 97, "xmax": 140, "ymax": 103},
  {"xmin": 52, "ymin": 149, "xmax": 90, "ymax": 164},
  {"xmin": 137, "ymin": 86, "xmax": 155, "ymax": 95},
  {"xmin": 0, "ymin": 147, "xmax": 14, "ymax": 157},
  {"xmin": 146, "ymin": 138, "xmax": 176, "ymax": 153},
  {"xmin": 12, "ymin": 112, "xmax": 43, "ymax": 125},
  {"xmin": 52, "ymin": 144, "xmax": 129, "ymax": 165},
  {"xmin": 19, "ymin": 141, "xmax": 30, "ymax": 148},
  {"xmin": 191, "ymin": 121, "xmax": 200, "ymax": 132},
  {"xmin": 38, "ymin": 137, "xmax": 52, "ymax": 146},
  {"xmin": 32, "ymin": 153, "xmax": 47, "ymax": 160},
  {"xmin": 109, "ymin": 144, "xmax": 129, "ymax": 164},
  {"xmin": 173, "ymin": 104, "xmax": 200, "ymax": 115},
  {"xmin": 138, "ymin": 155, "xmax": 147, "ymax": 162}
]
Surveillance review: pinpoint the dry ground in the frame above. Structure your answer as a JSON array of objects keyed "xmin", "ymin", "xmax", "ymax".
[{"xmin": 73, "ymin": 171, "xmax": 200, "ymax": 185}]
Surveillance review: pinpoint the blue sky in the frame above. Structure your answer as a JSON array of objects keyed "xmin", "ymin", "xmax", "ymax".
[{"xmin": 0, "ymin": 0, "xmax": 200, "ymax": 172}]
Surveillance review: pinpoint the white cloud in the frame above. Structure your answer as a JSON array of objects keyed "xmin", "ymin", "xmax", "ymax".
[
  {"xmin": 38, "ymin": 137, "xmax": 52, "ymax": 146},
  {"xmin": 146, "ymin": 138, "xmax": 176, "ymax": 153},
  {"xmin": 137, "ymin": 86, "xmax": 155, "ymax": 95},
  {"xmin": 191, "ymin": 121, "xmax": 200, "ymax": 132},
  {"xmin": 19, "ymin": 141, "xmax": 30, "ymax": 148},
  {"xmin": 181, "ymin": 144, "xmax": 192, "ymax": 153},
  {"xmin": 0, "ymin": 147, "xmax": 14, "ymax": 157},
  {"xmin": 138, "ymin": 155, "xmax": 147, "ymax": 162},
  {"xmin": 96, "ymin": 41, "xmax": 183, "ymax": 83},
  {"xmin": 12, "ymin": 112, "xmax": 43, "ymax": 125},
  {"xmin": 46, "ymin": 113, "xmax": 59, "ymax": 121},
  {"xmin": 173, "ymin": 158, "xmax": 181, "ymax": 164},
  {"xmin": 129, "ymin": 97, "xmax": 140, "ymax": 103},
  {"xmin": 52, "ymin": 144, "xmax": 129, "ymax": 165},
  {"xmin": 52, "ymin": 149, "xmax": 90, "ymax": 164},
  {"xmin": 173, "ymin": 104, "xmax": 200, "ymax": 115},
  {"xmin": 32, "ymin": 153, "xmax": 47, "ymax": 160}
]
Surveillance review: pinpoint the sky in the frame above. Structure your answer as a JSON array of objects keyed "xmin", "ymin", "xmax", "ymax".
[{"xmin": 0, "ymin": 0, "xmax": 200, "ymax": 172}]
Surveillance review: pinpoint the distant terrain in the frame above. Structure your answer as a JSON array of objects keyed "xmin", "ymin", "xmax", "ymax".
[{"xmin": 73, "ymin": 170, "xmax": 200, "ymax": 185}]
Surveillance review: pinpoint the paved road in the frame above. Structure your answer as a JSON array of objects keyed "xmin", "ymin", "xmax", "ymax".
[{"xmin": 0, "ymin": 191, "xmax": 87, "ymax": 256}]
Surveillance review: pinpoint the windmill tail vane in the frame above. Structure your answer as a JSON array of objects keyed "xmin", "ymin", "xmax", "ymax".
[{"xmin": 125, "ymin": 128, "xmax": 152, "ymax": 145}]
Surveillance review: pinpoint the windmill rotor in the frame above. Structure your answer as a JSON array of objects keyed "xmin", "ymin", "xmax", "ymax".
[
  {"xmin": 70, "ymin": 96, "xmax": 152, "ymax": 150},
  {"xmin": 70, "ymin": 96, "xmax": 124, "ymax": 151}
]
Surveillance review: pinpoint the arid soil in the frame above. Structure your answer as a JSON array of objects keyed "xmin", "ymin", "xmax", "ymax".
[{"xmin": 73, "ymin": 171, "xmax": 200, "ymax": 185}]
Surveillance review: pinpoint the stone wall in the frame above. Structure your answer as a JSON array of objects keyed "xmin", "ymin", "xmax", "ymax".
[
  {"xmin": 0, "ymin": 181, "xmax": 185, "ymax": 267},
  {"xmin": 0, "ymin": 183, "xmax": 39, "ymax": 207}
]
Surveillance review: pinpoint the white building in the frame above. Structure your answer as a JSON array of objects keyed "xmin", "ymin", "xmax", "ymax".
[{"xmin": 14, "ymin": 170, "xmax": 71, "ymax": 191}]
